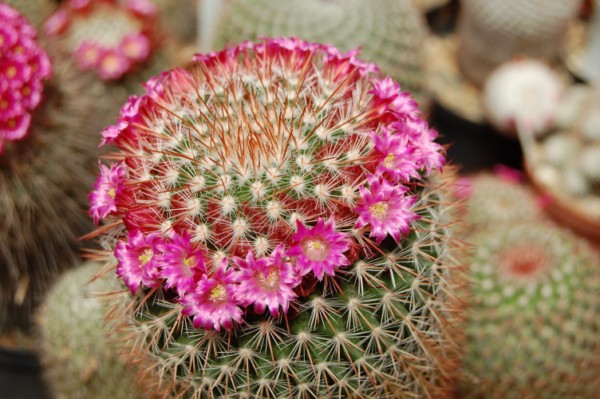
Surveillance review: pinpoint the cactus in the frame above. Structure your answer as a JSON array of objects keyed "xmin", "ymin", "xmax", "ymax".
[
  {"xmin": 36, "ymin": 262, "xmax": 147, "ymax": 399},
  {"xmin": 456, "ymin": 0, "xmax": 580, "ymax": 86},
  {"xmin": 212, "ymin": 0, "xmax": 429, "ymax": 107},
  {"xmin": 459, "ymin": 172, "xmax": 543, "ymax": 233},
  {"xmin": 44, "ymin": 0, "xmax": 160, "ymax": 81},
  {"xmin": 0, "ymin": 2, "xmax": 103, "ymax": 330},
  {"xmin": 89, "ymin": 38, "xmax": 464, "ymax": 398},
  {"xmin": 482, "ymin": 59, "xmax": 564, "ymax": 136},
  {"xmin": 459, "ymin": 222, "xmax": 600, "ymax": 399}
]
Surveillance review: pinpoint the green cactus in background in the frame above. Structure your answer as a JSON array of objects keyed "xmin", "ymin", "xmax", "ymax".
[
  {"xmin": 36, "ymin": 262, "xmax": 147, "ymax": 399},
  {"xmin": 212, "ymin": 0, "xmax": 430, "ymax": 107},
  {"xmin": 89, "ymin": 38, "xmax": 465, "ymax": 398},
  {"xmin": 458, "ymin": 174, "xmax": 600, "ymax": 398},
  {"xmin": 460, "ymin": 172, "xmax": 543, "ymax": 233}
]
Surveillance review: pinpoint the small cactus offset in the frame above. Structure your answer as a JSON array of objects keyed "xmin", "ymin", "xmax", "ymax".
[
  {"xmin": 459, "ymin": 223, "xmax": 600, "ymax": 399},
  {"xmin": 90, "ymin": 38, "xmax": 464, "ymax": 398},
  {"xmin": 456, "ymin": 0, "xmax": 580, "ymax": 86},
  {"xmin": 212, "ymin": 0, "xmax": 429, "ymax": 106},
  {"xmin": 36, "ymin": 262, "xmax": 147, "ymax": 399},
  {"xmin": 0, "ymin": 2, "xmax": 101, "ymax": 329}
]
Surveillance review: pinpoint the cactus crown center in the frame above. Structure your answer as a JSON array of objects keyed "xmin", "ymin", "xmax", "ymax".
[{"xmin": 500, "ymin": 245, "xmax": 549, "ymax": 278}]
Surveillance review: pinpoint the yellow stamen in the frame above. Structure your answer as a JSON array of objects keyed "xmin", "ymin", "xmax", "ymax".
[
  {"xmin": 209, "ymin": 284, "xmax": 226, "ymax": 303},
  {"xmin": 369, "ymin": 202, "xmax": 389, "ymax": 220},
  {"xmin": 108, "ymin": 188, "xmax": 116, "ymax": 198},
  {"xmin": 138, "ymin": 248, "xmax": 153, "ymax": 266},
  {"xmin": 384, "ymin": 153, "xmax": 395, "ymax": 167}
]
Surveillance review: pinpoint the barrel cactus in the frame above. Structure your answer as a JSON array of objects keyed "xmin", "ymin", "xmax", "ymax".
[
  {"xmin": 44, "ymin": 0, "xmax": 159, "ymax": 81},
  {"xmin": 89, "ymin": 38, "xmax": 464, "ymax": 398},
  {"xmin": 0, "ymin": 2, "xmax": 104, "ymax": 330},
  {"xmin": 212, "ymin": 0, "xmax": 429, "ymax": 106},
  {"xmin": 37, "ymin": 262, "xmax": 146, "ymax": 399},
  {"xmin": 456, "ymin": 0, "xmax": 581, "ymax": 86},
  {"xmin": 460, "ymin": 222, "xmax": 600, "ymax": 399}
]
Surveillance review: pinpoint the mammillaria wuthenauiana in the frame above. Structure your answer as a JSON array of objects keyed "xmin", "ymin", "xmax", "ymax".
[
  {"xmin": 89, "ymin": 38, "xmax": 465, "ymax": 398},
  {"xmin": 0, "ymin": 2, "xmax": 99, "ymax": 329}
]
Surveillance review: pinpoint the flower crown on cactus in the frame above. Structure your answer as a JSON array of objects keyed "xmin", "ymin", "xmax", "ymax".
[
  {"xmin": 44, "ymin": 0, "xmax": 157, "ymax": 80},
  {"xmin": 90, "ymin": 37, "xmax": 445, "ymax": 332},
  {"xmin": 88, "ymin": 37, "xmax": 462, "ymax": 398},
  {"xmin": 0, "ymin": 2, "xmax": 51, "ymax": 153}
]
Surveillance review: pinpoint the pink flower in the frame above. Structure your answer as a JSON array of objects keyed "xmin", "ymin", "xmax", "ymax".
[
  {"xmin": 494, "ymin": 164, "xmax": 523, "ymax": 183},
  {"xmin": 233, "ymin": 245, "xmax": 300, "ymax": 317},
  {"xmin": 115, "ymin": 230, "xmax": 165, "ymax": 294},
  {"xmin": 0, "ymin": 86, "xmax": 24, "ymax": 120},
  {"xmin": 125, "ymin": 0, "xmax": 157, "ymax": 17},
  {"xmin": 121, "ymin": 33, "xmax": 150, "ymax": 62},
  {"xmin": 0, "ymin": 25, "xmax": 18, "ymax": 50},
  {"xmin": 89, "ymin": 162, "xmax": 127, "ymax": 223},
  {"xmin": 159, "ymin": 232, "xmax": 207, "ymax": 296},
  {"xmin": 99, "ymin": 119, "xmax": 128, "ymax": 147},
  {"xmin": 287, "ymin": 218, "xmax": 351, "ymax": 280},
  {"xmin": 370, "ymin": 77, "xmax": 420, "ymax": 120},
  {"xmin": 355, "ymin": 176, "xmax": 418, "ymax": 243},
  {"xmin": 0, "ymin": 113, "xmax": 30, "ymax": 144},
  {"xmin": 181, "ymin": 261, "xmax": 243, "ymax": 331},
  {"xmin": 98, "ymin": 49, "xmax": 131, "ymax": 80},
  {"xmin": 401, "ymin": 120, "xmax": 445, "ymax": 174},
  {"xmin": 371, "ymin": 127, "xmax": 419, "ymax": 182},
  {"xmin": 74, "ymin": 42, "xmax": 104, "ymax": 70},
  {"xmin": 43, "ymin": 9, "xmax": 70, "ymax": 36}
]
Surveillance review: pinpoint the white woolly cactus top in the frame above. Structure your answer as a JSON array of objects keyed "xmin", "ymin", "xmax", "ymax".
[
  {"xmin": 89, "ymin": 38, "xmax": 445, "ymax": 332},
  {"xmin": 483, "ymin": 59, "xmax": 564, "ymax": 135}
]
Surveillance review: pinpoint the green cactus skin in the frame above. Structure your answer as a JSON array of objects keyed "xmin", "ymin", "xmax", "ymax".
[
  {"xmin": 212, "ymin": 0, "xmax": 429, "ymax": 107},
  {"xmin": 105, "ymin": 176, "xmax": 465, "ymax": 399},
  {"xmin": 36, "ymin": 262, "xmax": 147, "ymax": 399},
  {"xmin": 459, "ymin": 223, "xmax": 600, "ymax": 399},
  {"xmin": 0, "ymin": 53, "xmax": 107, "ymax": 331}
]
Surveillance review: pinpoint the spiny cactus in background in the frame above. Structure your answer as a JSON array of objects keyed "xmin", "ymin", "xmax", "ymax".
[
  {"xmin": 410, "ymin": 0, "xmax": 450, "ymax": 13},
  {"xmin": 483, "ymin": 60, "xmax": 564, "ymax": 136},
  {"xmin": 0, "ymin": 2, "xmax": 102, "ymax": 330},
  {"xmin": 37, "ymin": 262, "xmax": 147, "ymax": 399},
  {"xmin": 90, "ymin": 38, "xmax": 464, "ymax": 398},
  {"xmin": 2, "ymin": 0, "xmax": 56, "ymax": 30},
  {"xmin": 212, "ymin": 0, "xmax": 430, "ymax": 106},
  {"xmin": 459, "ymin": 222, "xmax": 600, "ymax": 399},
  {"xmin": 457, "ymin": 170, "xmax": 544, "ymax": 234},
  {"xmin": 44, "ymin": 0, "xmax": 159, "ymax": 81},
  {"xmin": 456, "ymin": 0, "xmax": 581, "ymax": 86}
]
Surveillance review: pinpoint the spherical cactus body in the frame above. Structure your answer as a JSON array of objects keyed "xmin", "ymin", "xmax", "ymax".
[
  {"xmin": 3, "ymin": 0, "xmax": 56, "ymax": 30},
  {"xmin": 90, "ymin": 38, "xmax": 464, "ymax": 398},
  {"xmin": 37, "ymin": 262, "xmax": 147, "ymax": 399},
  {"xmin": 456, "ymin": 0, "xmax": 580, "ymax": 86},
  {"xmin": 0, "ymin": 2, "xmax": 101, "ymax": 330},
  {"xmin": 212, "ymin": 0, "xmax": 429, "ymax": 106},
  {"xmin": 460, "ymin": 222, "xmax": 600, "ymax": 399}
]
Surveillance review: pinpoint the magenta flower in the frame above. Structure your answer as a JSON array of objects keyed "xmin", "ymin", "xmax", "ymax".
[
  {"xmin": 0, "ymin": 4, "xmax": 50, "ymax": 152},
  {"xmin": 159, "ymin": 232, "xmax": 207, "ymax": 296},
  {"xmin": 287, "ymin": 218, "xmax": 351, "ymax": 280},
  {"xmin": 181, "ymin": 261, "xmax": 243, "ymax": 331},
  {"xmin": 74, "ymin": 42, "xmax": 104, "ymax": 70},
  {"xmin": 121, "ymin": 33, "xmax": 151, "ymax": 62},
  {"xmin": 233, "ymin": 245, "xmax": 300, "ymax": 317},
  {"xmin": 89, "ymin": 162, "xmax": 127, "ymax": 224},
  {"xmin": 98, "ymin": 49, "xmax": 131, "ymax": 80},
  {"xmin": 371, "ymin": 127, "xmax": 419, "ymax": 182},
  {"xmin": 115, "ymin": 230, "xmax": 165, "ymax": 294},
  {"xmin": 355, "ymin": 176, "xmax": 419, "ymax": 243},
  {"xmin": 126, "ymin": 0, "xmax": 157, "ymax": 17}
]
